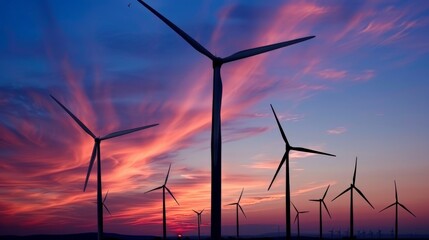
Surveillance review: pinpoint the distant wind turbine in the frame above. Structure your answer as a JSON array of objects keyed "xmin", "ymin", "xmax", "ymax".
[
  {"xmin": 145, "ymin": 164, "xmax": 179, "ymax": 240},
  {"xmin": 268, "ymin": 104, "xmax": 335, "ymax": 239},
  {"xmin": 309, "ymin": 185, "xmax": 332, "ymax": 239},
  {"xmin": 136, "ymin": 1, "xmax": 314, "ymax": 238},
  {"xmin": 379, "ymin": 180, "xmax": 416, "ymax": 240},
  {"xmin": 93, "ymin": 191, "xmax": 112, "ymax": 216},
  {"xmin": 292, "ymin": 202, "xmax": 308, "ymax": 239},
  {"xmin": 102, "ymin": 190, "xmax": 112, "ymax": 216},
  {"xmin": 192, "ymin": 209, "xmax": 204, "ymax": 240},
  {"xmin": 332, "ymin": 157, "xmax": 374, "ymax": 239},
  {"xmin": 227, "ymin": 188, "xmax": 247, "ymax": 239},
  {"xmin": 50, "ymin": 95, "xmax": 158, "ymax": 240}
]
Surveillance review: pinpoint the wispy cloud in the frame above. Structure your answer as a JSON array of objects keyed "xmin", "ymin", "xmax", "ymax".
[
  {"xmin": 353, "ymin": 69, "xmax": 375, "ymax": 82},
  {"xmin": 318, "ymin": 69, "xmax": 347, "ymax": 80},
  {"xmin": 326, "ymin": 127, "xmax": 347, "ymax": 135},
  {"xmin": 1, "ymin": 0, "xmax": 428, "ymax": 235}
]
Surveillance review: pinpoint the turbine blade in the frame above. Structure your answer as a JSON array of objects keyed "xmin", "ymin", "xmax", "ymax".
[
  {"xmin": 103, "ymin": 190, "xmax": 109, "ymax": 203},
  {"xmin": 136, "ymin": 0, "xmax": 215, "ymax": 60},
  {"xmin": 353, "ymin": 157, "xmax": 357, "ymax": 185},
  {"xmin": 294, "ymin": 214, "xmax": 298, "ymax": 224},
  {"xmin": 309, "ymin": 199, "xmax": 320, "ymax": 202},
  {"xmin": 268, "ymin": 152, "xmax": 287, "ymax": 190},
  {"xmin": 145, "ymin": 185, "xmax": 163, "ymax": 194},
  {"xmin": 164, "ymin": 163, "xmax": 172, "ymax": 185},
  {"xmin": 238, "ymin": 188, "xmax": 244, "ymax": 203},
  {"xmin": 398, "ymin": 203, "xmax": 416, "ymax": 217},
  {"xmin": 394, "ymin": 180, "xmax": 398, "ymax": 202},
  {"xmin": 223, "ymin": 36, "xmax": 315, "ymax": 63},
  {"xmin": 291, "ymin": 202, "xmax": 298, "ymax": 212},
  {"xmin": 301, "ymin": 211, "xmax": 310, "ymax": 214},
  {"xmin": 50, "ymin": 95, "xmax": 95, "ymax": 138},
  {"xmin": 323, "ymin": 185, "xmax": 330, "ymax": 200},
  {"xmin": 201, "ymin": 209, "xmax": 204, "ymax": 214},
  {"xmin": 292, "ymin": 147, "xmax": 336, "ymax": 157},
  {"xmin": 83, "ymin": 143, "xmax": 97, "ymax": 192},
  {"xmin": 103, "ymin": 203, "xmax": 112, "ymax": 215},
  {"xmin": 166, "ymin": 186, "xmax": 179, "ymax": 205},
  {"xmin": 354, "ymin": 186, "xmax": 374, "ymax": 209},
  {"xmin": 193, "ymin": 209, "xmax": 198, "ymax": 214},
  {"xmin": 101, "ymin": 123, "xmax": 158, "ymax": 140},
  {"xmin": 322, "ymin": 200, "xmax": 332, "ymax": 218},
  {"xmin": 270, "ymin": 104, "xmax": 289, "ymax": 145},
  {"xmin": 332, "ymin": 186, "xmax": 351, "ymax": 202},
  {"xmin": 239, "ymin": 204, "xmax": 247, "ymax": 218},
  {"xmin": 226, "ymin": 203, "xmax": 236, "ymax": 206},
  {"xmin": 379, "ymin": 203, "xmax": 395, "ymax": 213}
]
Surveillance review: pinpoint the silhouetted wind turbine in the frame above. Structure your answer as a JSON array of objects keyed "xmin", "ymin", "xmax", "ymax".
[
  {"xmin": 309, "ymin": 185, "xmax": 332, "ymax": 239},
  {"xmin": 227, "ymin": 188, "xmax": 246, "ymax": 239},
  {"xmin": 102, "ymin": 190, "xmax": 112, "ymax": 216},
  {"xmin": 145, "ymin": 164, "xmax": 179, "ymax": 240},
  {"xmin": 193, "ymin": 209, "xmax": 204, "ymax": 240},
  {"xmin": 332, "ymin": 157, "xmax": 374, "ymax": 239},
  {"xmin": 50, "ymin": 95, "xmax": 158, "ymax": 240},
  {"xmin": 292, "ymin": 202, "xmax": 308, "ymax": 239},
  {"xmin": 267, "ymin": 104, "xmax": 335, "ymax": 239},
  {"xmin": 379, "ymin": 180, "xmax": 416, "ymax": 240},
  {"xmin": 136, "ymin": 2, "xmax": 314, "ymax": 238}
]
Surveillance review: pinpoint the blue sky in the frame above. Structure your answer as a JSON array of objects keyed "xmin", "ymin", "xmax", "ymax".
[{"xmin": 1, "ymin": 0, "xmax": 429, "ymax": 237}]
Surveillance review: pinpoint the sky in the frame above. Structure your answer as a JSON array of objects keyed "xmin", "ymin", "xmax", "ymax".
[{"xmin": 1, "ymin": 0, "xmax": 429, "ymax": 237}]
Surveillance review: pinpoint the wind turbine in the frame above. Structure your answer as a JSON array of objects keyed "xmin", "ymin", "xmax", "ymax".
[
  {"xmin": 192, "ymin": 209, "xmax": 204, "ymax": 240},
  {"xmin": 332, "ymin": 157, "xmax": 374, "ymax": 239},
  {"xmin": 379, "ymin": 180, "xmax": 416, "ymax": 240},
  {"xmin": 135, "ymin": 1, "xmax": 315, "ymax": 238},
  {"xmin": 145, "ymin": 163, "xmax": 179, "ymax": 240},
  {"xmin": 267, "ymin": 104, "xmax": 335, "ymax": 239},
  {"xmin": 291, "ymin": 202, "xmax": 308, "ymax": 239},
  {"xmin": 50, "ymin": 95, "xmax": 158, "ymax": 240},
  {"xmin": 93, "ymin": 191, "xmax": 112, "ymax": 215},
  {"xmin": 227, "ymin": 188, "xmax": 246, "ymax": 239},
  {"xmin": 102, "ymin": 190, "xmax": 112, "ymax": 216},
  {"xmin": 309, "ymin": 185, "xmax": 332, "ymax": 239}
]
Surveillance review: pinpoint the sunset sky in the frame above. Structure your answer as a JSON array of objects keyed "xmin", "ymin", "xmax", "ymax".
[{"xmin": 1, "ymin": 0, "xmax": 429, "ymax": 237}]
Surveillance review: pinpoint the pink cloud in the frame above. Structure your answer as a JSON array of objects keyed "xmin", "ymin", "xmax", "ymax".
[
  {"xmin": 293, "ymin": 181, "xmax": 337, "ymax": 196},
  {"xmin": 326, "ymin": 126, "xmax": 347, "ymax": 135},
  {"xmin": 318, "ymin": 68, "xmax": 348, "ymax": 80},
  {"xmin": 353, "ymin": 69, "xmax": 375, "ymax": 82}
]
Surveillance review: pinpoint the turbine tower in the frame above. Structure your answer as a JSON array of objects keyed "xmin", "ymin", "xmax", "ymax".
[
  {"xmin": 136, "ymin": 2, "xmax": 314, "ymax": 238},
  {"xmin": 145, "ymin": 164, "xmax": 179, "ymax": 240},
  {"xmin": 332, "ymin": 157, "xmax": 374, "ymax": 239},
  {"xmin": 193, "ymin": 209, "xmax": 204, "ymax": 240},
  {"xmin": 292, "ymin": 202, "xmax": 309, "ymax": 239},
  {"xmin": 379, "ymin": 180, "xmax": 416, "ymax": 240},
  {"xmin": 51, "ymin": 95, "xmax": 158, "ymax": 240},
  {"xmin": 227, "ymin": 188, "xmax": 247, "ymax": 239},
  {"xmin": 309, "ymin": 185, "xmax": 332, "ymax": 239},
  {"xmin": 268, "ymin": 104, "xmax": 335, "ymax": 239}
]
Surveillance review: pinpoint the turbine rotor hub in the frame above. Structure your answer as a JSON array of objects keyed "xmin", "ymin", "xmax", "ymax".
[{"xmin": 212, "ymin": 57, "xmax": 223, "ymax": 68}]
